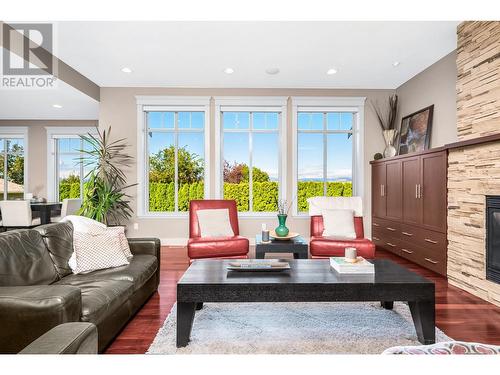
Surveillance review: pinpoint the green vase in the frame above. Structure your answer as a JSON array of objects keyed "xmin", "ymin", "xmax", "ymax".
[{"xmin": 275, "ymin": 214, "xmax": 289, "ymax": 237}]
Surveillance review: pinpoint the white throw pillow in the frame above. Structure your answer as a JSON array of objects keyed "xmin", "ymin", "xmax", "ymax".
[
  {"xmin": 197, "ymin": 208, "xmax": 234, "ymax": 238},
  {"xmin": 72, "ymin": 231, "xmax": 129, "ymax": 274},
  {"xmin": 61, "ymin": 215, "xmax": 107, "ymax": 233},
  {"xmin": 322, "ymin": 208, "xmax": 357, "ymax": 239}
]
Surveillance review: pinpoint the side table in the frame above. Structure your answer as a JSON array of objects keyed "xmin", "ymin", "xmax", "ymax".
[{"xmin": 255, "ymin": 234, "xmax": 309, "ymax": 259}]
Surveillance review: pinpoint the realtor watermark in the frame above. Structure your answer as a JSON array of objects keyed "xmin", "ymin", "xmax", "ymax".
[{"xmin": 1, "ymin": 22, "xmax": 57, "ymax": 89}]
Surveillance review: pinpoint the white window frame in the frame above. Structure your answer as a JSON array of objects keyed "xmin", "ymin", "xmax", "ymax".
[
  {"xmin": 0, "ymin": 126, "xmax": 29, "ymax": 200},
  {"xmin": 291, "ymin": 97, "xmax": 365, "ymax": 216},
  {"xmin": 136, "ymin": 96, "xmax": 211, "ymax": 218},
  {"xmin": 214, "ymin": 96, "xmax": 288, "ymax": 217},
  {"xmin": 46, "ymin": 126, "xmax": 98, "ymax": 202}
]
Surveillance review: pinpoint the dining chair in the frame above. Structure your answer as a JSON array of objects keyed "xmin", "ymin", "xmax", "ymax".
[
  {"xmin": 0, "ymin": 200, "xmax": 41, "ymax": 230},
  {"xmin": 52, "ymin": 198, "xmax": 82, "ymax": 222}
]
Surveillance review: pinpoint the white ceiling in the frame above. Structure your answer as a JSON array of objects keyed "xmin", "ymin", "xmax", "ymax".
[
  {"xmin": 0, "ymin": 21, "xmax": 459, "ymax": 119},
  {"xmin": 0, "ymin": 53, "xmax": 99, "ymax": 120},
  {"xmin": 56, "ymin": 21, "xmax": 459, "ymax": 89}
]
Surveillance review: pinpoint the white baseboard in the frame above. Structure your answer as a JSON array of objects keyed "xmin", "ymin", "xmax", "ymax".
[{"xmin": 160, "ymin": 238, "xmax": 188, "ymax": 246}]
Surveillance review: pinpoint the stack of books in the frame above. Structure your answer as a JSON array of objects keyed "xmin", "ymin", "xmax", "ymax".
[{"xmin": 329, "ymin": 257, "xmax": 375, "ymax": 274}]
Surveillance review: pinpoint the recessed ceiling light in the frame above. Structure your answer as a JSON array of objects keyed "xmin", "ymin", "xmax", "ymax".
[
  {"xmin": 326, "ymin": 68, "xmax": 337, "ymax": 75},
  {"xmin": 121, "ymin": 67, "xmax": 132, "ymax": 73},
  {"xmin": 224, "ymin": 67, "xmax": 234, "ymax": 74},
  {"xmin": 265, "ymin": 67, "xmax": 280, "ymax": 75},
  {"xmin": 52, "ymin": 104, "xmax": 62, "ymax": 109},
  {"xmin": 392, "ymin": 61, "xmax": 400, "ymax": 67}
]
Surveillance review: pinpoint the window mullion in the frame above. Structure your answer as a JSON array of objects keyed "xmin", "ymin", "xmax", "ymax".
[
  {"xmin": 174, "ymin": 112, "xmax": 179, "ymax": 212},
  {"xmin": 323, "ymin": 113, "xmax": 328, "ymax": 196},
  {"xmin": 55, "ymin": 140, "xmax": 59, "ymax": 201},
  {"xmin": 79, "ymin": 139, "xmax": 84, "ymax": 200},
  {"xmin": 248, "ymin": 112, "xmax": 253, "ymax": 213},
  {"xmin": 3, "ymin": 140, "xmax": 7, "ymax": 200}
]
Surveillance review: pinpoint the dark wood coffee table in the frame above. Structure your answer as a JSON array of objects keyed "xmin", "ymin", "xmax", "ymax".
[
  {"xmin": 255, "ymin": 234, "xmax": 309, "ymax": 259},
  {"xmin": 176, "ymin": 259, "xmax": 435, "ymax": 348}
]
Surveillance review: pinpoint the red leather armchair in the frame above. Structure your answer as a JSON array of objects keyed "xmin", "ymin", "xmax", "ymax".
[
  {"xmin": 187, "ymin": 200, "xmax": 249, "ymax": 261},
  {"xmin": 309, "ymin": 215, "xmax": 375, "ymax": 259}
]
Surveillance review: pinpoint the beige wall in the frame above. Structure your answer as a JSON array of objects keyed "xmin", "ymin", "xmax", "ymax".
[
  {"xmin": 396, "ymin": 51, "xmax": 458, "ymax": 147},
  {"xmin": 0, "ymin": 120, "xmax": 98, "ymax": 199},
  {"xmin": 100, "ymin": 87, "xmax": 393, "ymax": 244}
]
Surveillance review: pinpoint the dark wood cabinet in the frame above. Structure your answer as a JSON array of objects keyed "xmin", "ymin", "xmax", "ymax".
[
  {"xmin": 402, "ymin": 157, "xmax": 421, "ymax": 225},
  {"xmin": 421, "ymin": 152, "xmax": 447, "ymax": 233},
  {"xmin": 371, "ymin": 149, "xmax": 447, "ymax": 275},
  {"xmin": 385, "ymin": 161, "xmax": 402, "ymax": 221},
  {"xmin": 372, "ymin": 163, "xmax": 386, "ymax": 218}
]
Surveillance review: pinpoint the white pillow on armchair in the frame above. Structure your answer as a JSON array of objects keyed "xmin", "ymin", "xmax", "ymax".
[
  {"xmin": 321, "ymin": 208, "xmax": 357, "ymax": 239},
  {"xmin": 196, "ymin": 208, "xmax": 234, "ymax": 238}
]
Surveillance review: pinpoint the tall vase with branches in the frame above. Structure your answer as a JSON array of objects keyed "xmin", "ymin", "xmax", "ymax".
[
  {"xmin": 370, "ymin": 94, "xmax": 399, "ymax": 157},
  {"xmin": 78, "ymin": 126, "xmax": 136, "ymax": 225}
]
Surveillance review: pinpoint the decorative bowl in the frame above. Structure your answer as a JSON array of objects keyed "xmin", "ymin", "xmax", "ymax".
[{"xmin": 269, "ymin": 230, "xmax": 299, "ymax": 240}]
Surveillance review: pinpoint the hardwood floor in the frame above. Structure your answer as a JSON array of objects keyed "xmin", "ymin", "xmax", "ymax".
[{"xmin": 105, "ymin": 247, "xmax": 500, "ymax": 354}]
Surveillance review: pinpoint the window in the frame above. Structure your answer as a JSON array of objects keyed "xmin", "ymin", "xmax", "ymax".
[
  {"xmin": 47, "ymin": 127, "xmax": 97, "ymax": 202},
  {"xmin": 215, "ymin": 97, "xmax": 287, "ymax": 215},
  {"xmin": 292, "ymin": 97, "xmax": 365, "ymax": 214},
  {"xmin": 136, "ymin": 96, "xmax": 210, "ymax": 216},
  {"xmin": 0, "ymin": 128, "xmax": 28, "ymax": 200}
]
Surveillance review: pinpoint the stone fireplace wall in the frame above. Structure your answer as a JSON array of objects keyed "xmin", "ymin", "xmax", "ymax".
[{"xmin": 448, "ymin": 22, "xmax": 500, "ymax": 306}]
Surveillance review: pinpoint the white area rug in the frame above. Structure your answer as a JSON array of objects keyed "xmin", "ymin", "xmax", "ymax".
[{"xmin": 147, "ymin": 302, "xmax": 451, "ymax": 354}]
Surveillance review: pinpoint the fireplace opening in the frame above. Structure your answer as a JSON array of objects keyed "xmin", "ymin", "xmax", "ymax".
[{"xmin": 486, "ymin": 196, "xmax": 500, "ymax": 284}]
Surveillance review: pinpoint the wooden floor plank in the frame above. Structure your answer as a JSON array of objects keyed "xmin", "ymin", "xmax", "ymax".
[{"xmin": 105, "ymin": 247, "xmax": 500, "ymax": 354}]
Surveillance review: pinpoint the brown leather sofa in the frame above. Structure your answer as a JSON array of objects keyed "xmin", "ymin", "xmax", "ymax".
[{"xmin": 0, "ymin": 222, "xmax": 160, "ymax": 353}]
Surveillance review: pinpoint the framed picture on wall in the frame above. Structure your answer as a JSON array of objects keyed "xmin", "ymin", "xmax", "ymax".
[{"xmin": 397, "ymin": 105, "xmax": 434, "ymax": 155}]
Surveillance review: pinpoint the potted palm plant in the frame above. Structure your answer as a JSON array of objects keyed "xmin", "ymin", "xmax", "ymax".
[{"xmin": 78, "ymin": 126, "xmax": 136, "ymax": 225}]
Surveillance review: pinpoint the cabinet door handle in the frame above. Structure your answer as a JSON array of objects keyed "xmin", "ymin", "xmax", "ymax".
[
  {"xmin": 418, "ymin": 184, "xmax": 422, "ymax": 199},
  {"xmin": 424, "ymin": 257, "xmax": 438, "ymax": 264},
  {"xmin": 373, "ymin": 223, "xmax": 380, "ymax": 227},
  {"xmin": 373, "ymin": 236, "xmax": 380, "ymax": 241},
  {"xmin": 402, "ymin": 232, "xmax": 413, "ymax": 237},
  {"xmin": 402, "ymin": 248, "xmax": 413, "ymax": 254},
  {"xmin": 424, "ymin": 238, "xmax": 438, "ymax": 244},
  {"xmin": 386, "ymin": 227, "xmax": 396, "ymax": 232},
  {"xmin": 415, "ymin": 184, "xmax": 418, "ymax": 199},
  {"xmin": 386, "ymin": 242, "xmax": 396, "ymax": 247}
]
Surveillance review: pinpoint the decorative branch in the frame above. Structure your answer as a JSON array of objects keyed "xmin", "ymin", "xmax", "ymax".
[{"xmin": 370, "ymin": 94, "xmax": 399, "ymax": 131}]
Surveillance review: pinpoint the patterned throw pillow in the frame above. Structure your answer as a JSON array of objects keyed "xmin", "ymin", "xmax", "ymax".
[
  {"xmin": 105, "ymin": 226, "xmax": 133, "ymax": 260},
  {"xmin": 72, "ymin": 230, "xmax": 129, "ymax": 274},
  {"xmin": 382, "ymin": 341, "xmax": 500, "ymax": 355}
]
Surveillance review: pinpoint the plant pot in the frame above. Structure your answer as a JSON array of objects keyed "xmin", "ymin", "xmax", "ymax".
[
  {"xmin": 275, "ymin": 214, "xmax": 289, "ymax": 237},
  {"xmin": 383, "ymin": 129, "xmax": 398, "ymax": 158}
]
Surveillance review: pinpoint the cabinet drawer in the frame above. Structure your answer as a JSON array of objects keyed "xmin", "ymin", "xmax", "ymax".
[
  {"xmin": 374, "ymin": 235, "xmax": 401, "ymax": 256},
  {"xmin": 400, "ymin": 223, "xmax": 419, "ymax": 240},
  {"xmin": 416, "ymin": 227, "xmax": 447, "ymax": 252},
  {"xmin": 372, "ymin": 218, "xmax": 401, "ymax": 238},
  {"xmin": 418, "ymin": 245, "xmax": 447, "ymax": 275},
  {"xmin": 399, "ymin": 239, "xmax": 447, "ymax": 275},
  {"xmin": 371, "ymin": 228, "xmax": 383, "ymax": 243},
  {"xmin": 399, "ymin": 240, "xmax": 422, "ymax": 263}
]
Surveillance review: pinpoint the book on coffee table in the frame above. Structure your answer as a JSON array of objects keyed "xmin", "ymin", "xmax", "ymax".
[{"xmin": 330, "ymin": 257, "xmax": 375, "ymax": 274}]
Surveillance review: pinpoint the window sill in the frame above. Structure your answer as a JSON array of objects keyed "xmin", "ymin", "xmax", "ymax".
[
  {"xmin": 290, "ymin": 213, "xmax": 311, "ymax": 219},
  {"xmin": 136, "ymin": 213, "xmax": 189, "ymax": 219}
]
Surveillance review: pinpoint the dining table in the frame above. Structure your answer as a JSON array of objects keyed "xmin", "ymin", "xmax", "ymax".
[{"xmin": 30, "ymin": 202, "xmax": 62, "ymax": 225}]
